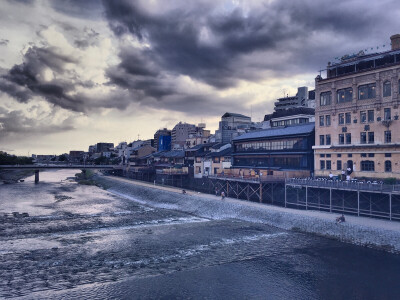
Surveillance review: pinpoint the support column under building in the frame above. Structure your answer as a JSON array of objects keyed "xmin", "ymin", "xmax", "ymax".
[
  {"xmin": 34, "ymin": 170, "xmax": 39, "ymax": 184},
  {"xmin": 305, "ymin": 186, "xmax": 308, "ymax": 210}
]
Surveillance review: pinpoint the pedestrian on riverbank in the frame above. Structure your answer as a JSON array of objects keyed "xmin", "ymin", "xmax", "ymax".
[
  {"xmin": 336, "ymin": 214, "xmax": 345, "ymax": 224},
  {"xmin": 221, "ymin": 191, "xmax": 225, "ymax": 200},
  {"xmin": 215, "ymin": 187, "xmax": 218, "ymax": 196}
]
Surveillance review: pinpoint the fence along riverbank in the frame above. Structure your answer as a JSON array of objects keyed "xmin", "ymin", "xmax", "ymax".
[{"xmin": 108, "ymin": 169, "xmax": 400, "ymax": 222}]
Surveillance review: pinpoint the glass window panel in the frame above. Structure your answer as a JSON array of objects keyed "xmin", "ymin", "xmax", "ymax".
[
  {"xmin": 360, "ymin": 111, "xmax": 366, "ymax": 123},
  {"xmin": 320, "ymin": 92, "xmax": 332, "ymax": 106},
  {"xmin": 383, "ymin": 81, "xmax": 391, "ymax": 97}
]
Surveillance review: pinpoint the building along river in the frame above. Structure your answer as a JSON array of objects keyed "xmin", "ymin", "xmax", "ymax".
[{"xmin": 0, "ymin": 169, "xmax": 399, "ymax": 299}]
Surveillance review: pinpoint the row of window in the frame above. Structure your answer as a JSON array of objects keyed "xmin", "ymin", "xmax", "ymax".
[
  {"xmin": 320, "ymin": 160, "xmax": 392, "ymax": 172},
  {"xmin": 320, "ymin": 80, "xmax": 400, "ymax": 106},
  {"xmin": 319, "ymin": 108, "xmax": 392, "ymax": 127},
  {"xmin": 271, "ymin": 118, "xmax": 309, "ymax": 127},
  {"xmin": 320, "ymin": 153, "xmax": 391, "ymax": 158},
  {"xmin": 235, "ymin": 138, "xmax": 305, "ymax": 151},
  {"xmin": 319, "ymin": 131, "xmax": 391, "ymax": 145}
]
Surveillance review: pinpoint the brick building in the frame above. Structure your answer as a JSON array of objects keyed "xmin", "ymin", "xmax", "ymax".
[{"xmin": 314, "ymin": 34, "xmax": 400, "ymax": 180}]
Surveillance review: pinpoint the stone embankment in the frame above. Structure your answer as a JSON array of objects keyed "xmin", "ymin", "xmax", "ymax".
[{"xmin": 95, "ymin": 175, "xmax": 400, "ymax": 253}]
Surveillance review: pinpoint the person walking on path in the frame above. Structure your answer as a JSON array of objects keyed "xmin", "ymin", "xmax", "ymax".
[
  {"xmin": 221, "ymin": 191, "xmax": 225, "ymax": 200},
  {"xmin": 215, "ymin": 187, "xmax": 218, "ymax": 196}
]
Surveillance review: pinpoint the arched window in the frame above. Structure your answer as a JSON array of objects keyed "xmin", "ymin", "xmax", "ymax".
[
  {"xmin": 383, "ymin": 80, "xmax": 391, "ymax": 97},
  {"xmin": 385, "ymin": 160, "xmax": 392, "ymax": 172}
]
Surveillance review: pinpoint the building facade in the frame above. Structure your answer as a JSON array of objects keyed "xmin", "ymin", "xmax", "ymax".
[
  {"xmin": 274, "ymin": 86, "xmax": 316, "ymax": 111},
  {"xmin": 215, "ymin": 112, "xmax": 252, "ymax": 143},
  {"xmin": 154, "ymin": 128, "xmax": 172, "ymax": 151},
  {"xmin": 263, "ymin": 107, "xmax": 315, "ymax": 129},
  {"xmin": 231, "ymin": 123, "xmax": 315, "ymax": 178},
  {"xmin": 96, "ymin": 143, "xmax": 114, "ymax": 153},
  {"xmin": 314, "ymin": 34, "xmax": 400, "ymax": 179},
  {"xmin": 171, "ymin": 122, "xmax": 196, "ymax": 150}
]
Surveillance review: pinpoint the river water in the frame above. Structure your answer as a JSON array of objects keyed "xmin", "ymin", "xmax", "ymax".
[{"xmin": 0, "ymin": 170, "xmax": 399, "ymax": 299}]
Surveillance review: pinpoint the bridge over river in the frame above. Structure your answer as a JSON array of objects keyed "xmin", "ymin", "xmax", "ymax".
[{"xmin": 0, "ymin": 164, "xmax": 122, "ymax": 183}]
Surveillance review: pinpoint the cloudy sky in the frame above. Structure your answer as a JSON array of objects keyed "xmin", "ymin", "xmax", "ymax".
[{"xmin": 0, "ymin": 0, "xmax": 399, "ymax": 155}]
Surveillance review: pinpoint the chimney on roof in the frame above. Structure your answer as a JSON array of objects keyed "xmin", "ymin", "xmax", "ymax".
[{"xmin": 390, "ymin": 34, "xmax": 400, "ymax": 50}]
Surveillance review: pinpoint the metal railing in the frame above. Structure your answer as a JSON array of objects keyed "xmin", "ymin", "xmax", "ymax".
[
  {"xmin": 208, "ymin": 174, "xmax": 285, "ymax": 183},
  {"xmin": 286, "ymin": 178, "xmax": 400, "ymax": 193}
]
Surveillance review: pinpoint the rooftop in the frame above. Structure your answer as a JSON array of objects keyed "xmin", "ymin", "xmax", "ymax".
[
  {"xmin": 206, "ymin": 148, "xmax": 232, "ymax": 157},
  {"xmin": 233, "ymin": 123, "xmax": 315, "ymax": 142},
  {"xmin": 222, "ymin": 112, "xmax": 251, "ymax": 119},
  {"xmin": 322, "ymin": 47, "xmax": 400, "ymax": 80}
]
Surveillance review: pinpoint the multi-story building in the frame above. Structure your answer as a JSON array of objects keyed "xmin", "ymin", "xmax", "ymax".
[
  {"xmin": 231, "ymin": 123, "xmax": 315, "ymax": 179},
  {"xmin": 69, "ymin": 151, "xmax": 84, "ymax": 163},
  {"xmin": 314, "ymin": 34, "xmax": 400, "ymax": 179},
  {"xmin": 154, "ymin": 128, "xmax": 172, "ymax": 151},
  {"xmin": 171, "ymin": 122, "xmax": 196, "ymax": 150},
  {"xmin": 96, "ymin": 143, "xmax": 114, "ymax": 153},
  {"xmin": 185, "ymin": 123, "xmax": 211, "ymax": 148},
  {"xmin": 215, "ymin": 112, "xmax": 253, "ymax": 143},
  {"xmin": 274, "ymin": 87, "xmax": 316, "ymax": 111}
]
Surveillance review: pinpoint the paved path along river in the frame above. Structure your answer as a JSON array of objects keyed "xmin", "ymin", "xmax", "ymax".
[{"xmin": 0, "ymin": 170, "xmax": 399, "ymax": 299}]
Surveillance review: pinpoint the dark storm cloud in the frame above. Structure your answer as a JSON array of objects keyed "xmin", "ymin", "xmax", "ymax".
[
  {"xmin": 103, "ymin": 0, "xmax": 400, "ymax": 88},
  {"xmin": 0, "ymin": 46, "xmax": 89, "ymax": 111},
  {"xmin": 2, "ymin": 0, "xmax": 399, "ymax": 119}
]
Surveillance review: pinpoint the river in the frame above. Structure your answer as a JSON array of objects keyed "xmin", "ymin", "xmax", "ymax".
[{"xmin": 0, "ymin": 170, "xmax": 399, "ymax": 299}]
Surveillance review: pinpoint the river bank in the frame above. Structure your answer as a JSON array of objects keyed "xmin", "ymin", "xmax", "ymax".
[
  {"xmin": 96, "ymin": 174, "xmax": 400, "ymax": 253},
  {"xmin": 2, "ymin": 169, "xmax": 400, "ymax": 299},
  {"xmin": 0, "ymin": 169, "xmax": 34, "ymax": 183}
]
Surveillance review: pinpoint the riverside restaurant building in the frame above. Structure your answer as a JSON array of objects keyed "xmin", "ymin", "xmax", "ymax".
[{"xmin": 231, "ymin": 123, "xmax": 315, "ymax": 179}]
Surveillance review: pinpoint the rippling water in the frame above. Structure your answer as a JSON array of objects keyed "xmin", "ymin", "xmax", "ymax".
[{"xmin": 0, "ymin": 170, "xmax": 399, "ymax": 299}]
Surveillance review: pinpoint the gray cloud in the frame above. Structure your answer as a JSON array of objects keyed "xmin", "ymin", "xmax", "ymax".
[
  {"xmin": 0, "ymin": 107, "xmax": 74, "ymax": 139},
  {"xmin": 102, "ymin": 0, "xmax": 400, "ymax": 110},
  {"xmin": 0, "ymin": 39, "xmax": 9, "ymax": 46},
  {"xmin": 2, "ymin": 0, "xmax": 400, "ymax": 120},
  {"xmin": 0, "ymin": 46, "xmax": 89, "ymax": 111},
  {"xmin": 51, "ymin": 0, "xmax": 103, "ymax": 20}
]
